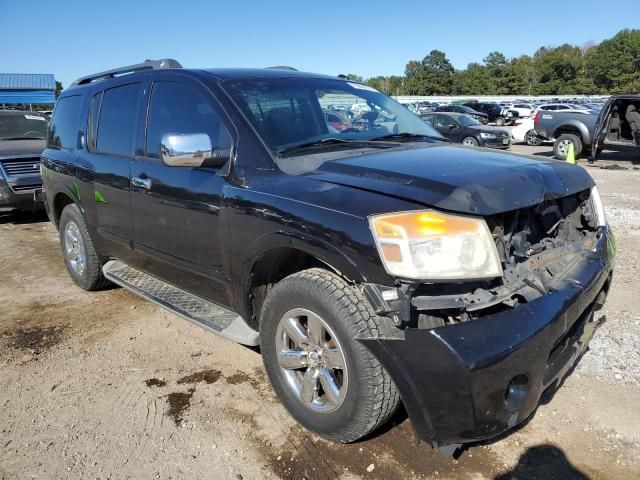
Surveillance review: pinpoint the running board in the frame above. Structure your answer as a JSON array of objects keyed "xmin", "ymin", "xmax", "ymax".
[{"xmin": 102, "ymin": 260, "xmax": 259, "ymax": 346}]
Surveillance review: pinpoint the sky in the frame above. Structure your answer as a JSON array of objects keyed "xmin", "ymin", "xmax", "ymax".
[{"xmin": 1, "ymin": 0, "xmax": 637, "ymax": 88}]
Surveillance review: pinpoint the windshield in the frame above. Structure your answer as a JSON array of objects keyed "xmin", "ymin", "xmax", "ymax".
[
  {"xmin": 222, "ymin": 77, "xmax": 443, "ymax": 155},
  {"xmin": 458, "ymin": 114, "xmax": 481, "ymax": 127},
  {"xmin": 0, "ymin": 113, "xmax": 48, "ymax": 140}
]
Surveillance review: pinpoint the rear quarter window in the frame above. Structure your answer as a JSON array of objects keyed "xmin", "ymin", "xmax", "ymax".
[{"xmin": 47, "ymin": 95, "xmax": 82, "ymax": 149}]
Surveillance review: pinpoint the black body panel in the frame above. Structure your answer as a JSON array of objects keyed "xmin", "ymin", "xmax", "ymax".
[{"xmin": 361, "ymin": 227, "xmax": 613, "ymax": 446}]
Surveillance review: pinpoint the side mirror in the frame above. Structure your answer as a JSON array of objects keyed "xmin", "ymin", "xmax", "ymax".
[{"xmin": 160, "ymin": 133, "xmax": 229, "ymax": 168}]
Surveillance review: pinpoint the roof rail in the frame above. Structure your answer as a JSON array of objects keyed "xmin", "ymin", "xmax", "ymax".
[
  {"xmin": 71, "ymin": 59, "xmax": 182, "ymax": 86},
  {"xmin": 265, "ymin": 66, "xmax": 298, "ymax": 71}
]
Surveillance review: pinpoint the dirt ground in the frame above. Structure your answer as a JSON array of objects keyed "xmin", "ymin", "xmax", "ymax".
[{"xmin": 1, "ymin": 145, "xmax": 639, "ymax": 480}]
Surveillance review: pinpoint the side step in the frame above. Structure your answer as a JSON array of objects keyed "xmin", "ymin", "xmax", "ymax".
[{"xmin": 102, "ymin": 260, "xmax": 259, "ymax": 346}]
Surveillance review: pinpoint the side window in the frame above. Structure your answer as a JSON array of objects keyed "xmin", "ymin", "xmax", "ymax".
[
  {"xmin": 96, "ymin": 83, "xmax": 141, "ymax": 156},
  {"xmin": 145, "ymin": 81, "xmax": 231, "ymax": 160},
  {"xmin": 47, "ymin": 95, "xmax": 82, "ymax": 149},
  {"xmin": 434, "ymin": 115, "xmax": 451, "ymax": 128},
  {"xmin": 87, "ymin": 91, "xmax": 103, "ymax": 151}
]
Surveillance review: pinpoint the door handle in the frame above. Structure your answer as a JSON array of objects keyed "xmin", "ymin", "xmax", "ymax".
[{"xmin": 131, "ymin": 176, "xmax": 152, "ymax": 190}]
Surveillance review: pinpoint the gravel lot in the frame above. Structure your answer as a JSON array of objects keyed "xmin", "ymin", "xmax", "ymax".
[{"xmin": 1, "ymin": 144, "xmax": 639, "ymax": 480}]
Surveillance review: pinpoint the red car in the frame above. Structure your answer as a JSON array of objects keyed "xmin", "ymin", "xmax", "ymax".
[{"xmin": 324, "ymin": 110, "xmax": 353, "ymax": 131}]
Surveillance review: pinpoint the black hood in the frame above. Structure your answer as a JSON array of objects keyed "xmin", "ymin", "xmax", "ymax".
[
  {"xmin": 0, "ymin": 139, "xmax": 46, "ymax": 158},
  {"xmin": 304, "ymin": 144, "xmax": 594, "ymax": 216}
]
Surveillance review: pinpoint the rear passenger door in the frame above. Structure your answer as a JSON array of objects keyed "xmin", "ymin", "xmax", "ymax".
[
  {"xmin": 129, "ymin": 77, "xmax": 234, "ymax": 303},
  {"xmin": 85, "ymin": 81, "xmax": 143, "ymax": 254}
]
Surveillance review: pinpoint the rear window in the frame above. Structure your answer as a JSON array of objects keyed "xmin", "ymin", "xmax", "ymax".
[
  {"xmin": 95, "ymin": 83, "xmax": 141, "ymax": 156},
  {"xmin": 48, "ymin": 95, "xmax": 82, "ymax": 149}
]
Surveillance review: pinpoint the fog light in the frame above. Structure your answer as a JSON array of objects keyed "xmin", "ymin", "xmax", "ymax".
[{"xmin": 504, "ymin": 375, "xmax": 530, "ymax": 411}]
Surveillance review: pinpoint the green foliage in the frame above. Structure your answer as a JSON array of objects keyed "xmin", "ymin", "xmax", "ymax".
[{"xmin": 361, "ymin": 29, "xmax": 640, "ymax": 96}]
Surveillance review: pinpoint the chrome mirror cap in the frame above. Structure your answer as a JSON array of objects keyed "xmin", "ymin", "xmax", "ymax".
[{"xmin": 160, "ymin": 133, "xmax": 212, "ymax": 167}]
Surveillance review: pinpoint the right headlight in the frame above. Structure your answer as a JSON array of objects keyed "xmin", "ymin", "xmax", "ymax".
[
  {"xmin": 590, "ymin": 186, "xmax": 606, "ymax": 227},
  {"xmin": 369, "ymin": 210, "xmax": 503, "ymax": 281},
  {"xmin": 480, "ymin": 132, "xmax": 496, "ymax": 139}
]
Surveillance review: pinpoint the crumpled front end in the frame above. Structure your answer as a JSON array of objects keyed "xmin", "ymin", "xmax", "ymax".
[{"xmin": 359, "ymin": 188, "xmax": 615, "ymax": 449}]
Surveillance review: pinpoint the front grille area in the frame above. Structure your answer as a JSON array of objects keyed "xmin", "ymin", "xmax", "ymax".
[
  {"xmin": 486, "ymin": 189, "xmax": 596, "ymax": 267},
  {"xmin": 411, "ymin": 189, "xmax": 599, "ymax": 327},
  {"xmin": 0, "ymin": 157, "xmax": 41, "ymax": 178},
  {"xmin": 11, "ymin": 184, "xmax": 41, "ymax": 192}
]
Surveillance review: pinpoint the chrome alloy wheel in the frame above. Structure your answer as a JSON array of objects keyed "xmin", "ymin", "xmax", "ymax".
[
  {"xmin": 557, "ymin": 139, "xmax": 572, "ymax": 155},
  {"xmin": 275, "ymin": 308, "xmax": 348, "ymax": 413},
  {"xmin": 462, "ymin": 137, "xmax": 477, "ymax": 146},
  {"xmin": 64, "ymin": 221, "xmax": 86, "ymax": 277}
]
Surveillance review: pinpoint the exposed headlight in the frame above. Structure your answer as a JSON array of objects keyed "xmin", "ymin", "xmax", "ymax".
[
  {"xmin": 480, "ymin": 132, "xmax": 496, "ymax": 139},
  {"xmin": 369, "ymin": 210, "xmax": 503, "ymax": 280},
  {"xmin": 590, "ymin": 186, "xmax": 606, "ymax": 227}
]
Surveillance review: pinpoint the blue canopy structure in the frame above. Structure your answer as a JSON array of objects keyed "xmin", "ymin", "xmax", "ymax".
[{"xmin": 0, "ymin": 73, "xmax": 56, "ymax": 104}]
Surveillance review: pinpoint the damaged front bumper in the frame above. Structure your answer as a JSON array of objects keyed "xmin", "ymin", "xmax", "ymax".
[{"xmin": 359, "ymin": 226, "xmax": 615, "ymax": 449}]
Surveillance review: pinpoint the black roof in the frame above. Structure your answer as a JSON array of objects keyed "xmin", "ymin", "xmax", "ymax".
[
  {"xmin": 64, "ymin": 66, "xmax": 344, "ymax": 95},
  {"xmin": 199, "ymin": 68, "xmax": 340, "ymax": 81}
]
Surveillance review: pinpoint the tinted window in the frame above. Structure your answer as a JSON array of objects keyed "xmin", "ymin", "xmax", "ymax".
[
  {"xmin": 434, "ymin": 115, "xmax": 454, "ymax": 128},
  {"xmin": 145, "ymin": 81, "xmax": 231, "ymax": 159},
  {"xmin": 88, "ymin": 91, "xmax": 103, "ymax": 151},
  {"xmin": 48, "ymin": 95, "xmax": 82, "ymax": 149},
  {"xmin": 96, "ymin": 83, "xmax": 141, "ymax": 156}
]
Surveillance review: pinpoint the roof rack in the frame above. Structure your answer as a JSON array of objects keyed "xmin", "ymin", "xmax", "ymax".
[
  {"xmin": 265, "ymin": 66, "xmax": 298, "ymax": 71},
  {"xmin": 71, "ymin": 59, "xmax": 182, "ymax": 86}
]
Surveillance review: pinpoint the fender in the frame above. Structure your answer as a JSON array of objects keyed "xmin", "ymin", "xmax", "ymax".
[
  {"xmin": 242, "ymin": 230, "xmax": 368, "ymax": 285},
  {"xmin": 554, "ymin": 119, "xmax": 592, "ymax": 144}
]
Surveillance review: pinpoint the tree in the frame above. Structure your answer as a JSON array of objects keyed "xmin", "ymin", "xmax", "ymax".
[
  {"xmin": 345, "ymin": 74, "xmax": 364, "ymax": 83},
  {"xmin": 589, "ymin": 29, "xmax": 640, "ymax": 93},
  {"xmin": 363, "ymin": 29, "xmax": 640, "ymax": 96},
  {"xmin": 55, "ymin": 81, "xmax": 63, "ymax": 98}
]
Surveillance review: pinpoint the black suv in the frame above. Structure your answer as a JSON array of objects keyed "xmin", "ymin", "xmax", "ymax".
[
  {"xmin": 42, "ymin": 60, "xmax": 614, "ymax": 453},
  {"xmin": 0, "ymin": 110, "xmax": 48, "ymax": 213},
  {"xmin": 464, "ymin": 101, "xmax": 513, "ymax": 126}
]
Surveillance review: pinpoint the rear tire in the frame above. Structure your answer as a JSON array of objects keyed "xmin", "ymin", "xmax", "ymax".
[
  {"xmin": 525, "ymin": 130, "xmax": 543, "ymax": 146},
  {"xmin": 259, "ymin": 268, "xmax": 400, "ymax": 443},
  {"xmin": 553, "ymin": 134, "xmax": 583, "ymax": 160},
  {"xmin": 59, "ymin": 204, "xmax": 109, "ymax": 291}
]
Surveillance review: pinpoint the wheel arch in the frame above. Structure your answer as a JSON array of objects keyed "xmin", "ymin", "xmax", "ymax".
[
  {"xmin": 553, "ymin": 122, "xmax": 590, "ymax": 144},
  {"xmin": 241, "ymin": 232, "xmax": 368, "ymax": 328},
  {"xmin": 52, "ymin": 192, "xmax": 77, "ymax": 228}
]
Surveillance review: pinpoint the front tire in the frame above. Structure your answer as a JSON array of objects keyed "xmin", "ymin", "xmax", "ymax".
[
  {"xmin": 260, "ymin": 268, "xmax": 400, "ymax": 443},
  {"xmin": 462, "ymin": 136, "xmax": 479, "ymax": 146},
  {"xmin": 495, "ymin": 117, "xmax": 506, "ymax": 126},
  {"xmin": 59, "ymin": 204, "xmax": 109, "ymax": 291}
]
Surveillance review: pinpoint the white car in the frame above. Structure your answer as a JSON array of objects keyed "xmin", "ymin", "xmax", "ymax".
[
  {"xmin": 507, "ymin": 103, "xmax": 536, "ymax": 118},
  {"xmin": 511, "ymin": 117, "xmax": 543, "ymax": 146},
  {"xmin": 536, "ymin": 103, "xmax": 591, "ymax": 113},
  {"xmin": 351, "ymin": 103, "xmax": 371, "ymax": 114}
]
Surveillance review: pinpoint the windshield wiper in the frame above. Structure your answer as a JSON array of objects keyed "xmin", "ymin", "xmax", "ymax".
[
  {"xmin": 369, "ymin": 132, "xmax": 449, "ymax": 143},
  {"xmin": 276, "ymin": 137, "xmax": 394, "ymax": 156},
  {"xmin": 0, "ymin": 136, "xmax": 46, "ymax": 141}
]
